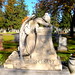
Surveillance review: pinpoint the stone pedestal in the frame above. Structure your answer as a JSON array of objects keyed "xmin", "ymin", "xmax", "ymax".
[
  {"xmin": 0, "ymin": 68, "xmax": 70, "ymax": 75},
  {"xmin": 4, "ymin": 27, "xmax": 62, "ymax": 70}
]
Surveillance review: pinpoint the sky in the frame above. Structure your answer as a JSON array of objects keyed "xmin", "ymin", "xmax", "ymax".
[{"xmin": 25, "ymin": 0, "xmax": 38, "ymax": 16}]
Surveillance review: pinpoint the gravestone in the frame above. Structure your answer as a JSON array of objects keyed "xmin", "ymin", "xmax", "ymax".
[
  {"xmin": 14, "ymin": 33, "xmax": 19, "ymax": 42},
  {"xmin": 58, "ymin": 35, "xmax": 67, "ymax": 51},
  {"xmin": 4, "ymin": 27, "xmax": 62, "ymax": 70},
  {"xmin": 3, "ymin": 13, "xmax": 70, "ymax": 75}
]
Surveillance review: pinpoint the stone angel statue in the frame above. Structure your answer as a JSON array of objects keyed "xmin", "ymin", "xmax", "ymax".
[{"xmin": 18, "ymin": 13, "xmax": 51, "ymax": 60}]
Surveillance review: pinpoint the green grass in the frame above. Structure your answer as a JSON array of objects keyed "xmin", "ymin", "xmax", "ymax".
[
  {"xmin": 3, "ymin": 41, "xmax": 18, "ymax": 50},
  {"xmin": 3, "ymin": 34, "xmax": 14, "ymax": 41},
  {"xmin": 1, "ymin": 33, "xmax": 18, "ymax": 50},
  {"xmin": 0, "ymin": 52, "xmax": 10, "ymax": 65},
  {"xmin": 2, "ymin": 33, "xmax": 18, "ymax": 51},
  {"xmin": 0, "ymin": 32, "xmax": 16, "ymax": 34},
  {"xmin": 67, "ymin": 38, "xmax": 75, "ymax": 50},
  {"xmin": 57, "ymin": 52, "xmax": 70, "ymax": 62},
  {"xmin": 0, "ymin": 33, "xmax": 18, "ymax": 65}
]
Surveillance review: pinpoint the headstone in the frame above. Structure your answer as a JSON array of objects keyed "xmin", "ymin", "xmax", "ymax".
[
  {"xmin": 58, "ymin": 35, "xmax": 67, "ymax": 51},
  {"xmin": 14, "ymin": 33, "xmax": 19, "ymax": 42},
  {"xmin": 4, "ymin": 27, "xmax": 62, "ymax": 70}
]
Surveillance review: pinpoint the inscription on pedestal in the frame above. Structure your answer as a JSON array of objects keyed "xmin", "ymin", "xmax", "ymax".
[{"xmin": 24, "ymin": 59, "xmax": 56, "ymax": 64}]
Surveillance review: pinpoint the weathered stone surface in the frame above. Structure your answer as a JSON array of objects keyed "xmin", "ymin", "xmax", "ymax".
[
  {"xmin": 0, "ymin": 67, "xmax": 70, "ymax": 75},
  {"xmin": 3, "ymin": 13, "xmax": 63, "ymax": 71}
]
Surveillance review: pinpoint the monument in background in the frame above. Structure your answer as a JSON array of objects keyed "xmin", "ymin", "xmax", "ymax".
[{"xmin": 58, "ymin": 35, "xmax": 67, "ymax": 51}]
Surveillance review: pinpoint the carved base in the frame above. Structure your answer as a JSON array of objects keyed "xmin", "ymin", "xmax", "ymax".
[
  {"xmin": 0, "ymin": 67, "xmax": 70, "ymax": 75},
  {"xmin": 58, "ymin": 46, "xmax": 67, "ymax": 51},
  {"xmin": 4, "ymin": 51, "xmax": 62, "ymax": 70}
]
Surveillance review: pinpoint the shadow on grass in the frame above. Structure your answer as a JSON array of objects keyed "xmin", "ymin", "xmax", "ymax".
[
  {"xmin": 0, "ymin": 41, "xmax": 18, "ymax": 65},
  {"xmin": 3, "ymin": 41, "xmax": 18, "ymax": 49},
  {"xmin": 68, "ymin": 38, "xmax": 75, "ymax": 45}
]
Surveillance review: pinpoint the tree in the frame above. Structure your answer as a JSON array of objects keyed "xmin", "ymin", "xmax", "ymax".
[
  {"xmin": 0, "ymin": 0, "xmax": 6, "ymax": 29},
  {"xmin": 13, "ymin": 0, "xmax": 28, "ymax": 29},
  {"xmin": 34, "ymin": 0, "xmax": 49, "ymax": 17},
  {"xmin": 60, "ymin": 12, "xmax": 71, "ymax": 29},
  {"xmin": 0, "ymin": 0, "xmax": 5, "ymax": 7},
  {"xmin": 53, "ymin": 0, "xmax": 75, "ymax": 37},
  {"xmin": 0, "ymin": 10, "xmax": 5, "ymax": 28},
  {"xmin": 4, "ymin": 0, "xmax": 17, "ymax": 31},
  {"xmin": 54, "ymin": 0, "xmax": 75, "ymax": 37},
  {"xmin": 70, "ymin": 10, "xmax": 75, "ymax": 37},
  {"xmin": 35, "ymin": 0, "xmax": 75, "ymax": 37},
  {"xmin": 4, "ymin": 0, "xmax": 28, "ymax": 31}
]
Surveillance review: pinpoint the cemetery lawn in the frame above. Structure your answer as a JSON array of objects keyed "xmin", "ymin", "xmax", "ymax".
[
  {"xmin": 0, "ymin": 33, "xmax": 18, "ymax": 65},
  {"xmin": 2, "ymin": 33, "xmax": 18, "ymax": 51}
]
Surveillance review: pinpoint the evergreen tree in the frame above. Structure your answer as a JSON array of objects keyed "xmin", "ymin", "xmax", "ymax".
[
  {"xmin": 0, "ymin": 0, "xmax": 6, "ymax": 29},
  {"xmin": 60, "ymin": 12, "xmax": 72, "ymax": 29},
  {"xmin": 4, "ymin": 0, "xmax": 28, "ymax": 31},
  {"xmin": 13, "ymin": 0, "xmax": 28, "ymax": 29},
  {"xmin": 0, "ymin": 10, "xmax": 5, "ymax": 28},
  {"xmin": 34, "ymin": 0, "xmax": 60, "ymax": 27},
  {"xmin": 4, "ymin": 0, "xmax": 17, "ymax": 31},
  {"xmin": 0, "ymin": 0, "xmax": 4, "ymax": 7},
  {"xmin": 34, "ymin": 0, "xmax": 50, "ymax": 17},
  {"xmin": 36, "ymin": 0, "xmax": 75, "ymax": 37}
]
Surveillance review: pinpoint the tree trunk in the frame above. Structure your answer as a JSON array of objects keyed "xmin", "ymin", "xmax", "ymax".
[{"xmin": 70, "ymin": 10, "xmax": 75, "ymax": 37}]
